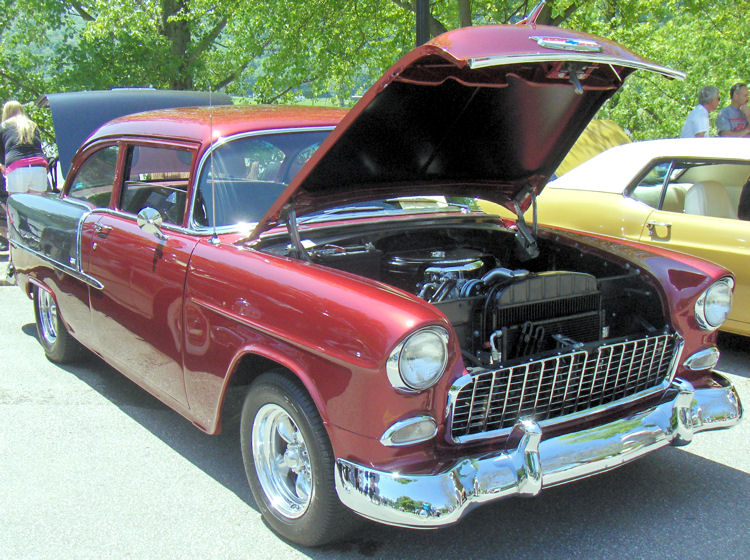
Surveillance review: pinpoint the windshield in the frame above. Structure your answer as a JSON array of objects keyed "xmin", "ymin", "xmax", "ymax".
[
  {"xmin": 193, "ymin": 130, "xmax": 329, "ymax": 228},
  {"xmin": 192, "ymin": 128, "xmax": 487, "ymax": 230}
]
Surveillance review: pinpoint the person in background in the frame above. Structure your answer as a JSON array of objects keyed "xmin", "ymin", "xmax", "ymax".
[
  {"xmin": 717, "ymin": 83, "xmax": 750, "ymax": 137},
  {"xmin": 0, "ymin": 100, "xmax": 48, "ymax": 193},
  {"xmin": 680, "ymin": 85, "xmax": 720, "ymax": 138}
]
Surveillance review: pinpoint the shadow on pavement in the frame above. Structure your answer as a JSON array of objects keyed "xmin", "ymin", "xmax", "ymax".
[
  {"xmin": 717, "ymin": 332, "xmax": 750, "ymax": 379},
  {"xmin": 20, "ymin": 321, "xmax": 256, "ymax": 511},
  {"xmin": 312, "ymin": 447, "xmax": 749, "ymax": 559}
]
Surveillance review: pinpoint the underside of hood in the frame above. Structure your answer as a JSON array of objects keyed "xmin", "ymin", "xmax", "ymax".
[{"xmin": 255, "ymin": 24, "xmax": 683, "ymax": 235}]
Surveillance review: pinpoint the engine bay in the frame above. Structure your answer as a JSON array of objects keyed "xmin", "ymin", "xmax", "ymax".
[{"xmin": 260, "ymin": 219, "xmax": 667, "ymax": 368}]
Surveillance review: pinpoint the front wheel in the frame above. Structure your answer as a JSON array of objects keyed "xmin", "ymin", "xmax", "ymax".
[
  {"xmin": 240, "ymin": 372, "xmax": 358, "ymax": 546},
  {"xmin": 33, "ymin": 285, "xmax": 85, "ymax": 363}
]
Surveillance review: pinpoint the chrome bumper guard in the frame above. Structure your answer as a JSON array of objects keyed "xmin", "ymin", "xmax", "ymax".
[{"xmin": 335, "ymin": 374, "xmax": 742, "ymax": 528}]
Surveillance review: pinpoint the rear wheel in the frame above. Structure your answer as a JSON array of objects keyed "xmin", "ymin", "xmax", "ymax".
[
  {"xmin": 33, "ymin": 286, "xmax": 85, "ymax": 363},
  {"xmin": 240, "ymin": 372, "xmax": 358, "ymax": 546}
]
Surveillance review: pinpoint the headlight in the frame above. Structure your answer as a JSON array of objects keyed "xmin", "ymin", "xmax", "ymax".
[
  {"xmin": 695, "ymin": 277, "xmax": 733, "ymax": 330},
  {"xmin": 386, "ymin": 326, "xmax": 449, "ymax": 392}
]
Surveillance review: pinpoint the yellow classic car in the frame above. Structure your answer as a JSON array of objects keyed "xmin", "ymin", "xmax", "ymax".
[{"xmin": 484, "ymin": 138, "xmax": 750, "ymax": 336}]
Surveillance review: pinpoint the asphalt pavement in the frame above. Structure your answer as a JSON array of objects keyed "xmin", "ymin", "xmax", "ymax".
[{"xmin": 0, "ymin": 247, "xmax": 748, "ymax": 559}]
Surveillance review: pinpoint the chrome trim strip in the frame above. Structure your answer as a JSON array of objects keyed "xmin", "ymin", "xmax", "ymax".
[
  {"xmin": 75, "ymin": 208, "xmax": 93, "ymax": 271},
  {"xmin": 85, "ymin": 207, "xmax": 209, "ymax": 237},
  {"xmin": 335, "ymin": 374, "xmax": 741, "ymax": 529},
  {"xmin": 11, "ymin": 238, "xmax": 103, "ymax": 290},
  {"xmin": 468, "ymin": 53, "xmax": 686, "ymax": 81},
  {"xmin": 447, "ymin": 335, "xmax": 685, "ymax": 444}
]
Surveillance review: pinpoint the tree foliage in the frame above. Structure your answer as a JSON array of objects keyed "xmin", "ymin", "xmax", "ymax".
[
  {"xmin": 0, "ymin": 0, "xmax": 746, "ymax": 144},
  {"xmin": 563, "ymin": 0, "xmax": 750, "ymax": 139}
]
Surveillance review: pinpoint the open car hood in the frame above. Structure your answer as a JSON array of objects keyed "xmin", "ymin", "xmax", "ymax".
[
  {"xmin": 41, "ymin": 89, "xmax": 231, "ymax": 176},
  {"xmin": 254, "ymin": 24, "xmax": 682, "ymax": 236}
]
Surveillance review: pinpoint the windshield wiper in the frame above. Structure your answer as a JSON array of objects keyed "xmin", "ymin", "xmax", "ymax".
[
  {"xmin": 321, "ymin": 205, "xmax": 389, "ymax": 215},
  {"xmin": 297, "ymin": 205, "xmax": 393, "ymax": 224}
]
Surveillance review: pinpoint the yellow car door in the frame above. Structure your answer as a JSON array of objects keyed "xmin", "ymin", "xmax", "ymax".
[{"xmin": 534, "ymin": 188, "xmax": 655, "ymax": 242}]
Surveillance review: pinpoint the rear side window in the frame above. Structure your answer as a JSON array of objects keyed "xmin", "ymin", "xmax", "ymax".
[
  {"xmin": 67, "ymin": 145, "xmax": 119, "ymax": 207},
  {"xmin": 119, "ymin": 144, "xmax": 194, "ymax": 226},
  {"xmin": 630, "ymin": 160, "xmax": 750, "ymax": 217}
]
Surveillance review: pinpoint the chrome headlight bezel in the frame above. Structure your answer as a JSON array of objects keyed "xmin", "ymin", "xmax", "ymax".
[
  {"xmin": 695, "ymin": 276, "xmax": 734, "ymax": 331},
  {"xmin": 386, "ymin": 326, "xmax": 449, "ymax": 392}
]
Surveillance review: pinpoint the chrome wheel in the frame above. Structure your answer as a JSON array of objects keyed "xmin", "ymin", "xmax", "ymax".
[
  {"xmin": 241, "ymin": 373, "xmax": 358, "ymax": 546},
  {"xmin": 37, "ymin": 289, "xmax": 59, "ymax": 345},
  {"xmin": 33, "ymin": 286, "xmax": 85, "ymax": 363},
  {"xmin": 252, "ymin": 403, "xmax": 313, "ymax": 519}
]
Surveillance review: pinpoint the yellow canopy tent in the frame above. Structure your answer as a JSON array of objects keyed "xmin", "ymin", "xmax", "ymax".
[{"xmin": 556, "ymin": 119, "xmax": 631, "ymax": 176}]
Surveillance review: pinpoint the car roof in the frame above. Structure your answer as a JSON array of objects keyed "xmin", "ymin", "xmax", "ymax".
[
  {"xmin": 85, "ymin": 104, "xmax": 349, "ymax": 148},
  {"xmin": 550, "ymin": 138, "xmax": 750, "ymax": 193}
]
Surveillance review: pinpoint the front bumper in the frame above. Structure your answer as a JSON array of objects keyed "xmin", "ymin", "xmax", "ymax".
[{"xmin": 335, "ymin": 373, "xmax": 742, "ymax": 528}]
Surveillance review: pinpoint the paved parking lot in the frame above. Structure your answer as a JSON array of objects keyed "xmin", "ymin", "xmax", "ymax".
[{"xmin": 1, "ymin": 248, "xmax": 748, "ymax": 559}]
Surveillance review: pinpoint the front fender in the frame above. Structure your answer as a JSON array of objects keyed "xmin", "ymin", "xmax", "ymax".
[{"xmin": 182, "ymin": 240, "xmax": 458, "ymax": 445}]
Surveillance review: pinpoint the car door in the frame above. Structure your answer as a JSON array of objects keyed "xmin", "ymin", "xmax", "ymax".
[
  {"xmin": 45, "ymin": 142, "xmax": 123, "ymax": 351},
  {"xmin": 81, "ymin": 142, "xmax": 199, "ymax": 407},
  {"xmin": 632, "ymin": 160, "xmax": 750, "ymax": 335},
  {"xmin": 536, "ymin": 187, "xmax": 655, "ymax": 242}
]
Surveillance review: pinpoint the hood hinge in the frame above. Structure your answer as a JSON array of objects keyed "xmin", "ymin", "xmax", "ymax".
[
  {"xmin": 512, "ymin": 186, "xmax": 539, "ymax": 261},
  {"xmin": 282, "ymin": 203, "xmax": 311, "ymax": 261}
]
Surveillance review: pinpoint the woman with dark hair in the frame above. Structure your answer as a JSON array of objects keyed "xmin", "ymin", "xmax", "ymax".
[{"xmin": 0, "ymin": 100, "xmax": 48, "ymax": 193}]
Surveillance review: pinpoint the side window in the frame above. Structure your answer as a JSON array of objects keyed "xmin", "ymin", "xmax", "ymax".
[
  {"xmin": 67, "ymin": 145, "xmax": 119, "ymax": 207},
  {"xmin": 677, "ymin": 162, "xmax": 750, "ymax": 219},
  {"xmin": 119, "ymin": 145, "xmax": 193, "ymax": 226},
  {"xmin": 630, "ymin": 161, "xmax": 690, "ymax": 213}
]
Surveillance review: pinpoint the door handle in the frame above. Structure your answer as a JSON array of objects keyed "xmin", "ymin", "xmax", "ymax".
[
  {"xmin": 92, "ymin": 223, "xmax": 112, "ymax": 238},
  {"xmin": 646, "ymin": 221, "xmax": 671, "ymax": 241}
]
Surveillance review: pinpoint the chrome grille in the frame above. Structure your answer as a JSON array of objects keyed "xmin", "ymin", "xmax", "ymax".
[{"xmin": 450, "ymin": 334, "xmax": 677, "ymax": 441}]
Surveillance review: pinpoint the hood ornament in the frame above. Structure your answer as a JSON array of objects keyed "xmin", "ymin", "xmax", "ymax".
[{"xmin": 530, "ymin": 36, "xmax": 603, "ymax": 53}]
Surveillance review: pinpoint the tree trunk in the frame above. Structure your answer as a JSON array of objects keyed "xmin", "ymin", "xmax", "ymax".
[
  {"xmin": 458, "ymin": 0, "xmax": 472, "ymax": 27},
  {"xmin": 161, "ymin": 0, "xmax": 193, "ymax": 90}
]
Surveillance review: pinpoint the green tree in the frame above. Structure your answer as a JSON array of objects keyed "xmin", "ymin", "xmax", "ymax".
[
  {"xmin": 0, "ymin": 0, "xmax": 746, "ymax": 143},
  {"xmin": 563, "ymin": 0, "xmax": 749, "ymax": 139}
]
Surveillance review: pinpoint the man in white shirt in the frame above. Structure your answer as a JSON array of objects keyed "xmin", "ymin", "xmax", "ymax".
[{"xmin": 680, "ymin": 85, "xmax": 720, "ymax": 137}]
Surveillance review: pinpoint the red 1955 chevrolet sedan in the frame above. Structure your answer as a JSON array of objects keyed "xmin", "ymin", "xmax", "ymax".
[{"xmin": 6, "ymin": 23, "xmax": 742, "ymax": 546}]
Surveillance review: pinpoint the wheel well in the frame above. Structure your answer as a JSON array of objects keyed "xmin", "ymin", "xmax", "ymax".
[
  {"xmin": 228, "ymin": 353, "xmax": 281, "ymax": 388},
  {"xmin": 219, "ymin": 353, "xmax": 306, "ymax": 432}
]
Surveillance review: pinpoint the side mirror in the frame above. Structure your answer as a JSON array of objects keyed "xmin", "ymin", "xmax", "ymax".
[{"xmin": 137, "ymin": 207, "xmax": 168, "ymax": 240}]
